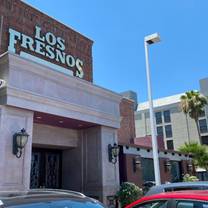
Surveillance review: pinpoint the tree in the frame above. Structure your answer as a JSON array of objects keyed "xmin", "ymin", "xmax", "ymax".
[
  {"xmin": 116, "ymin": 182, "xmax": 143, "ymax": 208},
  {"xmin": 180, "ymin": 90, "xmax": 208, "ymax": 144},
  {"xmin": 179, "ymin": 142, "xmax": 208, "ymax": 170},
  {"xmin": 180, "ymin": 94, "xmax": 191, "ymax": 144}
]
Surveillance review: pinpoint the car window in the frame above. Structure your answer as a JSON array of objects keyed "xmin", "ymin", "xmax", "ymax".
[
  {"xmin": 165, "ymin": 187, "xmax": 194, "ymax": 192},
  {"xmin": 176, "ymin": 201, "xmax": 194, "ymax": 208},
  {"xmin": 133, "ymin": 200, "xmax": 168, "ymax": 208},
  {"xmin": 176, "ymin": 200, "xmax": 208, "ymax": 208}
]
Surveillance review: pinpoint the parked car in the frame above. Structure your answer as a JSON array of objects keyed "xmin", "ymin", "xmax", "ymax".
[
  {"xmin": 0, "ymin": 189, "xmax": 107, "ymax": 208},
  {"xmin": 145, "ymin": 181, "xmax": 208, "ymax": 196},
  {"xmin": 125, "ymin": 190, "xmax": 208, "ymax": 208}
]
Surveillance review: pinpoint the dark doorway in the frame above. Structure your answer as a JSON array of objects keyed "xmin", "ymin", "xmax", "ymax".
[{"xmin": 30, "ymin": 148, "xmax": 62, "ymax": 189}]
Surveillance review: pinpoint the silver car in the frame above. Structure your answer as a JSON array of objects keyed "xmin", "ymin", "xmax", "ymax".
[{"xmin": 145, "ymin": 181, "xmax": 208, "ymax": 196}]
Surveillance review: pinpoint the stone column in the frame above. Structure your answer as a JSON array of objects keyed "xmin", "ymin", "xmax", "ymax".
[
  {"xmin": 82, "ymin": 126, "xmax": 120, "ymax": 205},
  {"xmin": 100, "ymin": 126, "xmax": 120, "ymax": 205},
  {"xmin": 0, "ymin": 106, "xmax": 33, "ymax": 191}
]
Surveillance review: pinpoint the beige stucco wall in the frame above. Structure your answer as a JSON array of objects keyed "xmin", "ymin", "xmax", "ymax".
[
  {"xmin": 0, "ymin": 52, "xmax": 121, "ymax": 129},
  {"xmin": 0, "ymin": 105, "xmax": 33, "ymax": 191},
  {"xmin": 32, "ymin": 123, "xmax": 78, "ymax": 148}
]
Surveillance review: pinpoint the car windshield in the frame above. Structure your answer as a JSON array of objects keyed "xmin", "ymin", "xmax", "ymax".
[{"xmin": 133, "ymin": 200, "xmax": 168, "ymax": 208}]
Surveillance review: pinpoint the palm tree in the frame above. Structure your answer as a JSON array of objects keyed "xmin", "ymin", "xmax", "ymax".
[
  {"xmin": 179, "ymin": 142, "xmax": 208, "ymax": 170},
  {"xmin": 180, "ymin": 90, "xmax": 208, "ymax": 144},
  {"xmin": 180, "ymin": 95, "xmax": 191, "ymax": 144}
]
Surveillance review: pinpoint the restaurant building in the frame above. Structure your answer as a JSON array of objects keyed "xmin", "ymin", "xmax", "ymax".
[
  {"xmin": 0, "ymin": 1, "xmax": 193, "ymax": 206},
  {"xmin": 0, "ymin": 0, "xmax": 122, "ymax": 204}
]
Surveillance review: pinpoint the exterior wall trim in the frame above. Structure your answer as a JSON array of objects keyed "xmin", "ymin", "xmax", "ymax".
[
  {"xmin": 6, "ymin": 86, "xmax": 119, "ymax": 127},
  {"xmin": 7, "ymin": 53, "xmax": 121, "ymax": 102},
  {"xmin": 0, "ymin": 53, "xmax": 122, "ymax": 128},
  {"xmin": 122, "ymin": 145, "xmax": 191, "ymax": 161}
]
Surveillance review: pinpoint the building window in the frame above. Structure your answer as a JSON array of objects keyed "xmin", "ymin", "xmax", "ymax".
[
  {"xmin": 165, "ymin": 125, "xmax": 173, "ymax": 138},
  {"xmin": 167, "ymin": 140, "xmax": 174, "ymax": 150},
  {"xmin": 199, "ymin": 110, "xmax": 205, "ymax": 117},
  {"xmin": 141, "ymin": 158, "xmax": 155, "ymax": 182},
  {"xmin": 155, "ymin": 112, "xmax": 162, "ymax": 124},
  {"xmin": 164, "ymin": 110, "xmax": 171, "ymax": 123},
  {"xmin": 145, "ymin": 112, "xmax": 150, "ymax": 119},
  {"xmin": 135, "ymin": 113, "xmax": 142, "ymax": 120},
  {"xmin": 199, "ymin": 119, "xmax": 208, "ymax": 133},
  {"xmin": 157, "ymin": 126, "xmax": 163, "ymax": 137},
  {"xmin": 202, "ymin": 136, "xmax": 208, "ymax": 145}
]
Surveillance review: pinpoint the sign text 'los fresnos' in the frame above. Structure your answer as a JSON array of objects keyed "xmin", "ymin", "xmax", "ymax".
[{"xmin": 8, "ymin": 26, "xmax": 84, "ymax": 78}]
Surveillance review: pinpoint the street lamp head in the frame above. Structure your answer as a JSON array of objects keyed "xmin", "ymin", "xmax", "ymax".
[{"xmin": 145, "ymin": 33, "xmax": 160, "ymax": 44}]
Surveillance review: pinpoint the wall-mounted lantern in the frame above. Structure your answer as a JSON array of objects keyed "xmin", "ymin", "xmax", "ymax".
[
  {"xmin": 164, "ymin": 160, "xmax": 171, "ymax": 172},
  {"xmin": 13, "ymin": 128, "xmax": 29, "ymax": 158},
  {"xmin": 187, "ymin": 161, "xmax": 193, "ymax": 172},
  {"xmin": 0, "ymin": 79, "xmax": 6, "ymax": 88},
  {"xmin": 133, "ymin": 155, "xmax": 141, "ymax": 172},
  {"xmin": 108, "ymin": 143, "xmax": 120, "ymax": 164}
]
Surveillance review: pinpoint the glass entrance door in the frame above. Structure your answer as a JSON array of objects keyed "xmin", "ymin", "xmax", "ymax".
[{"xmin": 30, "ymin": 148, "xmax": 62, "ymax": 188}]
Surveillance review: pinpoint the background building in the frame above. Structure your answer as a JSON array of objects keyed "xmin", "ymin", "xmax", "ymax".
[
  {"xmin": 117, "ymin": 93, "xmax": 193, "ymax": 188},
  {"xmin": 135, "ymin": 78, "xmax": 208, "ymax": 150}
]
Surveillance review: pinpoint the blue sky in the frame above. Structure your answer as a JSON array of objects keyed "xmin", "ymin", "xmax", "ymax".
[{"xmin": 25, "ymin": 0, "xmax": 208, "ymax": 102}]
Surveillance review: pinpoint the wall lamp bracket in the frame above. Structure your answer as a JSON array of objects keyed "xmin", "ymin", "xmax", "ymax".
[
  {"xmin": 13, "ymin": 128, "xmax": 29, "ymax": 158},
  {"xmin": 133, "ymin": 155, "xmax": 141, "ymax": 172},
  {"xmin": 108, "ymin": 143, "xmax": 119, "ymax": 164}
]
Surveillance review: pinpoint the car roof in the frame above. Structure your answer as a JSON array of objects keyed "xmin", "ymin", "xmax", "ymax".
[
  {"xmin": 145, "ymin": 181, "xmax": 208, "ymax": 196},
  {"xmin": 126, "ymin": 190, "xmax": 208, "ymax": 208},
  {"xmin": 0, "ymin": 189, "xmax": 100, "ymax": 207},
  {"xmin": 0, "ymin": 189, "xmax": 85, "ymax": 198}
]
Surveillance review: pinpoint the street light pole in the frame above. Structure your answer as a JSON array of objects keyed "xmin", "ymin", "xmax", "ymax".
[{"xmin": 144, "ymin": 33, "xmax": 161, "ymax": 186}]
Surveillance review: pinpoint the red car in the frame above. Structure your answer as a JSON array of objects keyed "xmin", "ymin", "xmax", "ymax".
[{"xmin": 125, "ymin": 190, "xmax": 208, "ymax": 208}]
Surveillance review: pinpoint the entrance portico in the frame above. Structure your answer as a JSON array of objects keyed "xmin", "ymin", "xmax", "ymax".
[{"xmin": 0, "ymin": 52, "xmax": 121, "ymax": 203}]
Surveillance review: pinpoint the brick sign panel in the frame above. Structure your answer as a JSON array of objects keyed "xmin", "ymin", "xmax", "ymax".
[{"xmin": 0, "ymin": 0, "xmax": 93, "ymax": 82}]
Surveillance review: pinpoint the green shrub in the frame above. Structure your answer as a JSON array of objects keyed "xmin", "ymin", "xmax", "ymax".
[
  {"xmin": 183, "ymin": 173, "xmax": 199, "ymax": 182},
  {"xmin": 116, "ymin": 182, "xmax": 143, "ymax": 208}
]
